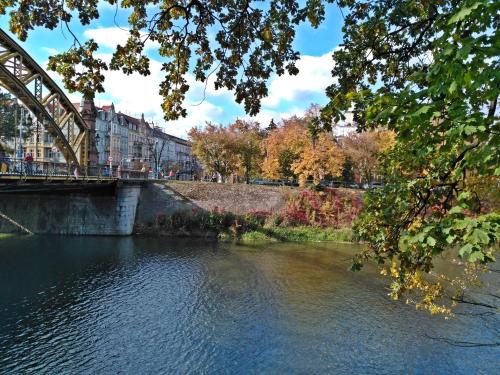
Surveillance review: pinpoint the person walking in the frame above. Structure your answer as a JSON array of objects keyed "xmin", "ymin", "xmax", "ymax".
[
  {"xmin": 72, "ymin": 162, "xmax": 79, "ymax": 179},
  {"xmin": 24, "ymin": 152, "xmax": 33, "ymax": 175}
]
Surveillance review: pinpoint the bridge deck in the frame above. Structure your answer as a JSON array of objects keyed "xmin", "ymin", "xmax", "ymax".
[{"xmin": 0, "ymin": 176, "xmax": 147, "ymax": 194}]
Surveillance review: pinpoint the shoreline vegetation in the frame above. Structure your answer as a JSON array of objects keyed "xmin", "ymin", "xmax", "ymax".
[
  {"xmin": 234, "ymin": 227, "xmax": 355, "ymax": 243},
  {"xmin": 1, "ymin": 226, "xmax": 356, "ymax": 243},
  {"xmin": 135, "ymin": 187, "xmax": 361, "ymax": 244},
  {"xmin": 135, "ymin": 224, "xmax": 356, "ymax": 244}
]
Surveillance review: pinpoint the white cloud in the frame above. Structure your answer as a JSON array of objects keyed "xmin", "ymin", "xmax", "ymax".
[
  {"xmin": 262, "ymin": 50, "xmax": 336, "ymax": 108},
  {"xmin": 163, "ymin": 101, "xmax": 225, "ymax": 137},
  {"xmin": 40, "ymin": 30, "xmax": 337, "ymax": 137},
  {"xmin": 244, "ymin": 107, "xmax": 305, "ymax": 128},
  {"xmin": 83, "ymin": 27, "xmax": 160, "ymax": 51},
  {"xmin": 185, "ymin": 72, "xmax": 233, "ymax": 103},
  {"xmin": 41, "ymin": 47, "xmax": 59, "ymax": 55},
  {"xmin": 88, "ymin": 53, "xmax": 225, "ymax": 138}
]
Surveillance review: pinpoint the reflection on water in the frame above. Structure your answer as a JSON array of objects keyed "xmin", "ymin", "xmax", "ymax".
[{"xmin": 0, "ymin": 236, "xmax": 498, "ymax": 374}]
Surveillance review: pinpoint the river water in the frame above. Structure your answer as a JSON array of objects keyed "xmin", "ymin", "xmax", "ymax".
[{"xmin": 0, "ymin": 236, "xmax": 498, "ymax": 374}]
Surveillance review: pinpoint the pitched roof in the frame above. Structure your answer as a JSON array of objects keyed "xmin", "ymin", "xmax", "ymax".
[{"xmin": 117, "ymin": 112, "xmax": 141, "ymax": 125}]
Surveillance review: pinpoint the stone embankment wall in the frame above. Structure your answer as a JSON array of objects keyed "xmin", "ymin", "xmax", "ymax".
[
  {"xmin": 0, "ymin": 181, "xmax": 329, "ymax": 236},
  {"xmin": 135, "ymin": 181, "xmax": 290, "ymax": 226},
  {"xmin": 0, "ymin": 185, "xmax": 141, "ymax": 235}
]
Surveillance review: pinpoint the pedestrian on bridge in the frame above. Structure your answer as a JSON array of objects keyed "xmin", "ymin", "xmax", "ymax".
[
  {"xmin": 73, "ymin": 163, "xmax": 80, "ymax": 179},
  {"xmin": 24, "ymin": 152, "xmax": 33, "ymax": 175}
]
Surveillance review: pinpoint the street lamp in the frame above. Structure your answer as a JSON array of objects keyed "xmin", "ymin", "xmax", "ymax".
[
  {"xmin": 153, "ymin": 139, "xmax": 159, "ymax": 179},
  {"xmin": 17, "ymin": 107, "xmax": 33, "ymax": 159}
]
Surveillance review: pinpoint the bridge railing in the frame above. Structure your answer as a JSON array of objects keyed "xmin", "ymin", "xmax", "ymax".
[{"xmin": 0, "ymin": 158, "xmax": 148, "ymax": 180}]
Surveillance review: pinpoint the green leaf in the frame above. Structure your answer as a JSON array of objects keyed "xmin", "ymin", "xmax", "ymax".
[
  {"xmin": 448, "ymin": 206, "xmax": 463, "ymax": 215},
  {"xmin": 464, "ymin": 71, "xmax": 472, "ymax": 87},
  {"xmin": 471, "ymin": 228, "xmax": 490, "ymax": 244},
  {"xmin": 446, "ymin": 235, "xmax": 456, "ymax": 244},
  {"xmin": 448, "ymin": 2, "xmax": 482, "ymax": 25},
  {"xmin": 459, "ymin": 243, "xmax": 473, "ymax": 257},
  {"xmin": 458, "ymin": 191, "xmax": 472, "ymax": 201},
  {"xmin": 469, "ymin": 251, "xmax": 485, "ymax": 262},
  {"xmin": 413, "ymin": 105, "xmax": 432, "ymax": 116},
  {"xmin": 464, "ymin": 125, "xmax": 476, "ymax": 135},
  {"xmin": 426, "ymin": 236, "xmax": 436, "ymax": 246},
  {"xmin": 448, "ymin": 81, "xmax": 458, "ymax": 94}
]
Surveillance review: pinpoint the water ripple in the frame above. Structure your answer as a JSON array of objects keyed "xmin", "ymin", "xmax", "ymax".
[{"xmin": 0, "ymin": 238, "xmax": 497, "ymax": 374}]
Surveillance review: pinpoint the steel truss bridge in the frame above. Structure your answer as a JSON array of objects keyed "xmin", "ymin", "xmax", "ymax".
[{"xmin": 0, "ymin": 28, "xmax": 90, "ymax": 167}]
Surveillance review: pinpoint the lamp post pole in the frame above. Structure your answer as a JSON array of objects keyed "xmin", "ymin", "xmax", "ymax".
[
  {"xmin": 109, "ymin": 121, "xmax": 113, "ymax": 175},
  {"xmin": 154, "ymin": 139, "xmax": 159, "ymax": 179},
  {"xmin": 17, "ymin": 106, "xmax": 23, "ymax": 160}
]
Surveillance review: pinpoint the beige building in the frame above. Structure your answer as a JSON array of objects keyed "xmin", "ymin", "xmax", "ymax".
[
  {"xmin": 24, "ymin": 127, "xmax": 64, "ymax": 163},
  {"xmin": 20, "ymin": 99, "xmax": 196, "ymax": 177}
]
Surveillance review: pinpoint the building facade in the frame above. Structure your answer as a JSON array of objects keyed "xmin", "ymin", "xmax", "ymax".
[
  {"xmin": 6, "ymin": 98, "xmax": 196, "ymax": 177},
  {"xmin": 22, "ymin": 128, "xmax": 64, "ymax": 163},
  {"xmin": 151, "ymin": 129, "xmax": 199, "ymax": 178},
  {"xmin": 332, "ymin": 110, "xmax": 357, "ymax": 139}
]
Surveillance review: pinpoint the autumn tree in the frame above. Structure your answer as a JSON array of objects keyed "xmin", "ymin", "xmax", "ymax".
[
  {"xmin": 262, "ymin": 117, "xmax": 309, "ymax": 180},
  {"xmin": 188, "ymin": 123, "xmax": 237, "ymax": 182},
  {"xmin": 340, "ymin": 130, "xmax": 395, "ymax": 185},
  {"xmin": 266, "ymin": 119, "xmax": 278, "ymax": 133},
  {"xmin": 292, "ymin": 133, "xmax": 344, "ymax": 186},
  {"xmin": 148, "ymin": 127, "xmax": 169, "ymax": 178},
  {"xmin": 228, "ymin": 120, "xmax": 264, "ymax": 183}
]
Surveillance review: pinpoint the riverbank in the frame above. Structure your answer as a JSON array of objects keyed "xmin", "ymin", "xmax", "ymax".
[
  {"xmin": 2, "ymin": 226, "xmax": 356, "ymax": 243},
  {"xmin": 134, "ymin": 207, "xmax": 357, "ymax": 244},
  {"xmin": 134, "ymin": 182, "xmax": 362, "ymax": 243},
  {"xmin": 237, "ymin": 227, "xmax": 355, "ymax": 243}
]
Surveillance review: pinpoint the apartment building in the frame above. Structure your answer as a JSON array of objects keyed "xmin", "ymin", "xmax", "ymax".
[{"xmin": 10, "ymin": 99, "xmax": 196, "ymax": 176}]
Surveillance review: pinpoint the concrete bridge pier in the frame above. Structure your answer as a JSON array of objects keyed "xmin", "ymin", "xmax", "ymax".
[{"xmin": 0, "ymin": 182, "xmax": 142, "ymax": 235}]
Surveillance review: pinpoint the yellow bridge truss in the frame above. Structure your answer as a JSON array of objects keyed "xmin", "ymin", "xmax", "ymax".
[{"xmin": 0, "ymin": 28, "xmax": 90, "ymax": 167}]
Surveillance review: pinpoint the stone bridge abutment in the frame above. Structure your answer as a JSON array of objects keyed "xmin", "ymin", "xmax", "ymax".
[{"xmin": 0, "ymin": 181, "xmax": 142, "ymax": 235}]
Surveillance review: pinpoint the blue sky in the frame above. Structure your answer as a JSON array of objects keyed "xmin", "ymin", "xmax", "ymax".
[{"xmin": 0, "ymin": 2, "xmax": 344, "ymax": 137}]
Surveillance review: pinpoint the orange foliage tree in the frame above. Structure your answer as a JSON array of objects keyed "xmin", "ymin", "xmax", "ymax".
[
  {"xmin": 262, "ymin": 117, "xmax": 309, "ymax": 180},
  {"xmin": 340, "ymin": 130, "xmax": 395, "ymax": 184},
  {"xmin": 188, "ymin": 123, "xmax": 238, "ymax": 182},
  {"xmin": 228, "ymin": 120, "xmax": 265, "ymax": 183},
  {"xmin": 292, "ymin": 133, "xmax": 345, "ymax": 186}
]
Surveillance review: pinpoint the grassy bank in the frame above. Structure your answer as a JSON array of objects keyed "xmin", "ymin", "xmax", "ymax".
[
  {"xmin": 0, "ymin": 233, "xmax": 16, "ymax": 239},
  {"xmin": 239, "ymin": 227, "xmax": 355, "ymax": 243}
]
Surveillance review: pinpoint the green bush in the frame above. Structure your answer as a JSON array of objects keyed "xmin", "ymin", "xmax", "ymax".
[
  {"xmin": 240, "ymin": 231, "xmax": 277, "ymax": 242},
  {"xmin": 269, "ymin": 226, "xmax": 355, "ymax": 242}
]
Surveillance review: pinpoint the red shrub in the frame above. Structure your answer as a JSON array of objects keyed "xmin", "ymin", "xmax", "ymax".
[{"xmin": 282, "ymin": 189, "xmax": 363, "ymax": 228}]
